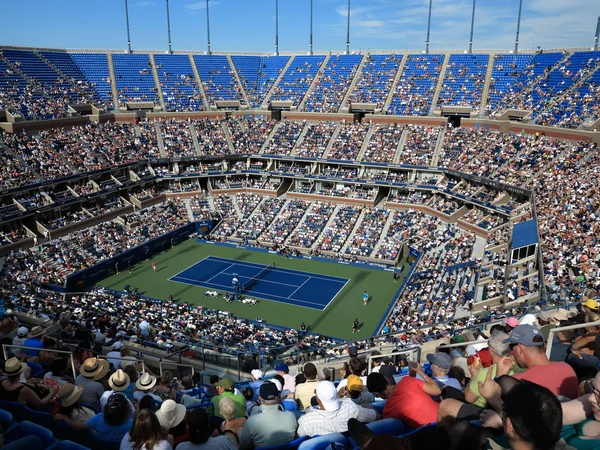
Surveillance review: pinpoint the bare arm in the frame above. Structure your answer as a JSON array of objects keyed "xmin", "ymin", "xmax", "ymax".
[
  {"xmin": 414, "ymin": 366, "xmax": 442, "ymax": 396},
  {"xmin": 562, "ymin": 395, "xmax": 594, "ymax": 425},
  {"xmin": 54, "ymin": 413, "xmax": 89, "ymax": 431}
]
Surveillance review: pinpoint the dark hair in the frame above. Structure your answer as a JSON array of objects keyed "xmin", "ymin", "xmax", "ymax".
[
  {"xmin": 366, "ymin": 372, "xmax": 388, "ymax": 394},
  {"xmin": 43, "ymin": 338, "xmax": 56, "ymax": 349},
  {"xmin": 187, "ymin": 408, "xmax": 212, "ymax": 444},
  {"xmin": 302, "ymin": 362, "xmax": 317, "ymax": 380},
  {"xmin": 209, "ymin": 375, "xmax": 219, "ymax": 384},
  {"xmin": 123, "ymin": 364, "xmax": 138, "ymax": 383},
  {"xmin": 103, "ymin": 394, "xmax": 131, "ymax": 426},
  {"xmin": 504, "ymin": 382, "xmax": 562, "ymax": 449},
  {"xmin": 242, "ymin": 386, "xmax": 254, "ymax": 401},
  {"xmin": 128, "ymin": 408, "xmax": 165, "ymax": 450},
  {"xmin": 138, "ymin": 394, "xmax": 154, "ymax": 411},
  {"xmin": 490, "ymin": 324, "xmax": 510, "ymax": 335},
  {"xmin": 349, "ymin": 358, "xmax": 365, "ymax": 376},
  {"xmin": 273, "ymin": 374, "xmax": 285, "ymax": 388},
  {"xmin": 49, "ymin": 358, "xmax": 68, "ymax": 376},
  {"xmin": 449, "ymin": 366, "xmax": 466, "ymax": 386}
]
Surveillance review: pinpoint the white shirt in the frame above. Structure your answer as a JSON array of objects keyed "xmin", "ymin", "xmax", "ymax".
[
  {"xmin": 106, "ymin": 351, "xmax": 122, "ymax": 370},
  {"xmin": 120, "ymin": 433, "xmax": 171, "ymax": 450}
]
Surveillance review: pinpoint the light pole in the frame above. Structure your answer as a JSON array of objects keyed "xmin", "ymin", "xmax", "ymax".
[
  {"xmin": 515, "ymin": 0, "xmax": 523, "ymax": 54},
  {"xmin": 346, "ymin": 0, "xmax": 351, "ymax": 55},
  {"xmin": 468, "ymin": 0, "xmax": 476, "ymax": 54},
  {"xmin": 595, "ymin": 16, "xmax": 600, "ymax": 51},
  {"xmin": 206, "ymin": 0, "xmax": 211, "ymax": 55},
  {"xmin": 425, "ymin": 0, "xmax": 432, "ymax": 54},
  {"xmin": 275, "ymin": 0, "xmax": 279, "ymax": 56},
  {"xmin": 309, "ymin": 0, "xmax": 313, "ymax": 55},
  {"xmin": 124, "ymin": 0, "xmax": 132, "ymax": 53},
  {"xmin": 166, "ymin": 0, "xmax": 173, "ymax": 54}
]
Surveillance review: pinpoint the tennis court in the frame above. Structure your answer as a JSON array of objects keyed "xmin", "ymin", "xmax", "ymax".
[{"xmin": 168, "ymin": 255, "xmax": 349, "ymax": 310}]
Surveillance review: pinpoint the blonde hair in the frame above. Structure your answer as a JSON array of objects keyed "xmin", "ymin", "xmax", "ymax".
[{"xmin": 219, "ymin": 397, "xmax": 237, "ymax": 421}]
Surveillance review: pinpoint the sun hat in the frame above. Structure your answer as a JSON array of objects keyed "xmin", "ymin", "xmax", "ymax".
[
  {"xmin": 135, "ymin": 372, "xmax": 157, "ymax": 391},
  {"xmin": 519, "ymin": 314, "xmax": 537, "ymax": 326},
  {"xmin": 347, "ymin": 374, "xmax": 364, "ymax": 392},
  {"xmin": 2, "ymin": 357, "xmax": 26, "ymax": 377},
  {"xmin": 215, "ymin": 377, "xmax": 234, "ymax": 390},
  {"xmin": 583, "ymin": 299, "xmax": 599, "ymax": 310},
  {"xmin": 251, "ymin": 369, "xmax": 262, "ymax": 380},
  {"xmin": 109, "ymin": 369, "xmax": 130, "ymax": 392},
  {"xmin": 28, "ymin": 326, "xmax": 45, "ymax": 338},
  {"xmin": 502, "ymin": 324, "xmax": 545, "ymax": 347},
  {"xmin": 156, "ymin": 399, "xmax": 186, "ymax": 429},
  {"xmin": 316, "ymin": 381, "xmax": 341, "ymax": 412},
  {"xmin": 57, "ymin": 383, "xmax": 84, "ymax": 407},
  {"xmin": 79, "ymin": 357, "xmax": 110, "ymax": 380},
  {"xmin": 17, "ymin": 326, "xmax": 28, "ymax": 338}
]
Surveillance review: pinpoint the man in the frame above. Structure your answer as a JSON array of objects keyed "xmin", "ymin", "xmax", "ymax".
[
  {"xmin": 76, "ymin": 357, "xmax": 109, "ymax": 409},
  {"xmin": 23, "ymin": 326, "xmax": 45, "ymax": 358},
  {"xmin": 294, "ymin": 362, "xmax": 319, "ymax": 409},
  {"xmin": 274, "ymin": 364, "xmax": 296, "ymax": 395},
  {"xmin": 249, "ymin": 369, "xmax": 264, "ymax": 402},
  {"xmin": 133, "ymin": 372, "xmax": 161, "ymax": 403},
  {"xmin": 139, "ymin": 318, "xmax": 150, "ymax": 338},
  {"xmin": 12, "ymin": 326, "xmax": 28, "ymax": 357},
  {"xmin": 363, "ymin": 291, "xmax": 369, "ymax": 306},
  {"xmin": 100, "ymin": 369, "xmax": 135, "ymax": 413},
  {"xmin": 297, "ymin": 380, "xmax": 378, "ymax": 437},
  {"xmin": 240, "ymin": 382, "xmax": 298, "ymax": 449},
  {"xmin": 366, "ymin": 372, "xmax": 394, "ymax": 401},
  {"xmin": 549, "ymin": 323, "xmax": 576, "ymax": 362},
  {"xmin": 211, "ymin": 377, "xmax": 246, "ymax": 419},
  {"xmin": 353, "ymin": 319, "xmax": 360, "ymax": 334},
  {"xmin": 502, "ymin": 324, "xmax": 578, "ymax": 399},
  {"xmin": 425, "ymin": 352, "xmax": 462, "ymax": 391},
  {"xmin": 369, "ymin": 351, "xmax": 382, "ymax": 372},
  {"xmin": 106, "ymin": 341, "xmax": 124, "ymax": 370}
]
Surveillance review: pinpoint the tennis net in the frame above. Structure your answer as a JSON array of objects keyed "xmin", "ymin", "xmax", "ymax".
[{"xmin": 242, "ymin": 262, "xmax": 275, "ymax": 292}]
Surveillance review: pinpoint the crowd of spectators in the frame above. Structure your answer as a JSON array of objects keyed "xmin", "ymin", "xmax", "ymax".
[
  {"xmin": 263, "ymin": 120, "xmax": 304, "ymax": 156},
  {"xmin": 345, "ymin": 208, "xmax": 390, "ymax": 258},
  {"xmin": 361, "ymin": 123, "xmax": 403, "ymax": 164},
  {"xmin": 295, "ymin": 121, "xmax": 337, "ymax": 159},
  {"xmin": 160, "ymin": 119, "xmax": 196, "ymax": 157},
  {"xmin": 328, "ymin": 121, "xmax": 369, "ymax": 161},
  {"xmin": 258, "ymin": 199, "xmax": 310, "ymax": 245},
  {"xmin": 398, "ymin": 125, "xmax": 439, "ymax": 166}
]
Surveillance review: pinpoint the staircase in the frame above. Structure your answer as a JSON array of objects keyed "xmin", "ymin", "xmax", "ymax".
[
  {"xmin": 370, "ymin": 211, "xmax": 396, "ymax": 257},
  {"xmin": 154, "ymin": 122, "xmax": 167, "ymax": 157},
  {"xmin": 106, "ymin": 53, "xmax": 120, "ymax": 109},
  {"xmin": 232, "ymin": 194, "xmax": 244, "ymax": 218},
  {"xmin": 430, "ymin": 127, "xmax": 446, "ymax": 166},
  {"xmin": 188, "ymin": 54, "xmax": 209, "ymax": 109},
  {"xmin": 149, "ymin": 54, "xmax": 166, "ymax": 110},
  {"xmin": 321, "ymin": 125, "xmax": 341, "ymax": 159},
  {"xmin": 356, "ymin": 125, "xmax": 375, "ymax": 162},
  {"xmin": 290, "ymin": 123, "xmax": 311, "ymax": 156},
  {"xmin": 383, "ymin": 54, "xmax": 409, "ymax": 112},
  {"xmin": 338, "ymin": 54, "xmax": 368, "ymax": 112},
  {"xmin": 0, "ymin": 54, "xmax": 55, "ymax": 106},
  {"xmin": 259, "ymin": 122, "xmax": 282, "ymax": 154},
  {"xmin": 226, "ymin": 55, "xmax": 250, "ymax": 107},
  {"xmin": 340, "ymin": 208, "xmax": 368, "ymax": 255},
  {"xmin": 298, "ymin": 54, "xmax": 331, "ymax": 110},
  {"xmin": 429, "ymin": 53, "xmax": 451, "ymax": 115},
  {"xmin": 261, "ymin": 55, "xmax": 295, "ymax": 107},
  {"xmin": 221, "ymin": 121, "xmax": 236, "ymax": 154},
  {"xmin": 392, "ymin": 129, "xmax": 409, "ymax": 164},
  {"xmin": 478, "ymin": 53, "xmax": 496, "ymax": 116},
  {"xmin": 189, "ymin": 122, "xmax": 203, "ymax": 156}
]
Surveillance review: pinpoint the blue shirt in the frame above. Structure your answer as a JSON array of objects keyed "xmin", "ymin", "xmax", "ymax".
[
  {"xmin": 23, "ymin": 337, "xmax": 44, "ymax": 356},
  {"xmin": 363, "ymin": 292, "xmax": 368, "ymax": 301},
  {"xmin": 87, "ymin": 413, "xmax": 132, "ymax": 442}
]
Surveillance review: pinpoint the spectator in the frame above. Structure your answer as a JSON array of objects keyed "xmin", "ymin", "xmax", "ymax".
[
  {"xmin": 54, "ymin": 383, "xmax": 96, "ymax": 423},
  {"xmin": 100, "ymin": 369, "xmax": 135, "ymax": 413},
  {"xmin": 240, "ymin": 382, "xmax": 297, "ymax": 449},
  {"xmin": 425, "ymin": 352, "xmax": 463, "ymax": 391},
  {"xmin": 23, "ymin": 326, "xmax": 45, "ymax": 358},
  {"xmin": 212, "ymin": 377, "xmax": 246, "ymax": 419},
  {"xmin": 297, "ymin": 380, "xmax": 378, "ymax": 437},
  {"xmin": 294, "ymin": 362, "xmax": 319, "ymax": 410},
  {"xmin": 178, "ymin": 408, "xmax": 236, "ymax": 450},
  {"xmin": 76, "ymin": 357, "xmax": 109, "ymax": 408},
  {"xmin": 217, "ymin": 397, "xmax": 246, "ymax": 447},
  {"xmin": 366, "ymin": 372, "xmax": 394, "ymax": 400},
  {"xmin": 155, "ymin": 400, "xmax": 187, "ymax": 445},
  {"xmin": 106, "ymin": 341, "xmax": 124, "ymax": 370},
  {"xmin": 134, "ymin": 373, "xmax": 161, "ymax": 403},
  {"xmin": 274, "ymin": 364, "xmax": 295, "ymax": 396},
  {"xmin": 120, "ymin": 407, "xmax": 173, "ymax": 450},
  {"xmin": 0, "ymin": 357, "xmax": 58, "ymax": 408},
  {"xmin": 249, "ymin": 369, "xmax": 263, "ymax": 402}
]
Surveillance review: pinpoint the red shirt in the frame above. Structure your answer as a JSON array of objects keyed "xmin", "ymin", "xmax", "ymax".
[
  {"xmin": 513, "ymin": 362, "xmax": 578, "ymax": 399},
  {"xmin": 477, "ymin": 348, "xmax": 492, "ymax": 368},
  {"xmin": 383, "ymin": 376, "xmax": 439, "ymax": 429}
]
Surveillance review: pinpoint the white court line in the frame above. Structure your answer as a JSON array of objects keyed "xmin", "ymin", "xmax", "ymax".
[
  {"xmin": 287, "ymin": 277, "xmax": 311, "ymax": 299},
  {"xmin": 206, "ymin": 264, "xmax": 234, "ymax": 284},
  {"xmin": 322, "ymin": 278, "xmax": 350, "ymax": 311},
  {"xmin": 167, "ymin": 256, "xmax": 211, "ymax": 281},
  {"xmin": 221, "ymin": 271, "xmax": 302, "ymax": 289},
  {"xmin": 169, "ymin": 276, "xmax": 327, "ymax": 310},
  {"xmin": 205, "ymin": 255, "xmax": 348, "ymax": 283}
]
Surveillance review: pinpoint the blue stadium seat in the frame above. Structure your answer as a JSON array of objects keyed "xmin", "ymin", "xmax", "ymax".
[
  {"xmin": 3, "ymin": 420, "xmax": 55, "ymax": 449},
  {"xmin": 256, "ymin": 435, "xmax": 309, "ymax": 450},
  {"xmin": 297, "ymin": 433, "xmax": 348, "ymax": 450},
  {"xmin": 51, "ymin": 441, "xmax": 91, "ymax": 450},
  {"xmin": 0, "ymin": 399, "xmax": 27, "ymax": 423},
  {"xmin": 24, "ymin": 405, "xmax": 54, "ymax": 431},
  {"xmin": 27, "ymin": 361, "xmax": 44, "ymax": 378},
  {"xmin": 366, "ymin": 417, "xmax": 406, "ymax": 436}
]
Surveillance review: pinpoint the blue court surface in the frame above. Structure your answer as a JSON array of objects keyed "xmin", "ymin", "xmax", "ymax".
[{"xmin": 168, "ymin": 256, "xmax": 349, "ymax": 310}]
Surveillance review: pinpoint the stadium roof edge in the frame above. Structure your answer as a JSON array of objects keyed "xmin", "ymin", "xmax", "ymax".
[{"xmin": 0, "ymin": 44, "xmax": 595, "ymax": 55}]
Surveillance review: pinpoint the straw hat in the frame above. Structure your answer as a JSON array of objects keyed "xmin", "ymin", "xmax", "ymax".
[
  {"xmin": 57, "ymin": 383, "xmax": 84, "ymax": 407},
  {"xmin": 155, "ymin": 399, "xmax": 186, "ymax": 429},
  {"xmin": 80, "ymin": 357, "xmax": 110, "ymax": 381},
  {"xmin": 109, "ymin": 369, "xmax": 130, "ymax": 392},
  {"xmin": 2, "ymin": 357, "xmax": 26, "ymax": 377},
  {"xmin": 28, "ymin": 326, "xmax": 45, "ymax": 338},
  {"xmin": 135, "ymin": 373, "xmax": 157, "ymax": 391}
]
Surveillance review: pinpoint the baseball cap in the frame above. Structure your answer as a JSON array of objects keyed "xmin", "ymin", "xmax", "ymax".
[
  {"xmin": 274, "ymin": 363, "xmax": 289, "ymax": 373},
  {"xmin": 426, "ymin": 352, "xmax": 452, "ymax": 371},
  {"xmin": 315, "ymin": 381, "xmax": 340, "ymax": 411},
  {"xmin": 112, "ymin": 341, "xmax": 124, "ymax": 350},
  {"xmin": 216, "ymin": 377, "xmax": 235, "ymax": 389},
  {"xmin": 259, "ymin": 382, "xmax": 279, "ymax": 400},
  {"xmin": 504, "ymin": 317, "xmax": 520, "ymax": 328},
  {"xmin": 502, "ymin": 324, "xmax": 544, "ymax": 347},
  {"xmin": 347, "ymin": 374, "xmax": 363, "ymax": 392},
  {"xmin": 17, "ymin": 327, "xmax": 28, "ymax": 338},
  {"xmin": 582, "ymin": 299, "xmax": 599, "ymax": 310},
  {"xmin": 251, "ymin": 369, "xmax": 262, "ymax": 380}
]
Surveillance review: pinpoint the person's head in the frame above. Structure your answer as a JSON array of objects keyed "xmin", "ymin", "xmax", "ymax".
[
  {"xmin": 274, "ymin": 363, "xmax": 289, "ymax": 375},
  {"xmin": 138, "ymin": 394, "xmax": 154, "ymax": 411},
  {"xmin": 582, "ymin": 299, "xmax": 599, "ymax": 314},
  {"xmin": 370, "ymin": 351, "xmax": 381, "ymax": 366},
  {"xmin": 503, "ymin": 382, "xmax": 562, "ymax": 450},
  {"xmin": 349, "ymin": 357, "xmax": 365, "ymax": 376},
  {"xmin": 128, "ymin": 408, "xmax": 165, "ymax": 449},
  {"xmin": 2, "ymin": 357, "xmax": 26, "ymax": 382},
  {"xmin": 272, "ymin": 374, "xmax": 285, "ymax": 390},
  {"xmin": 56, "ymin": 383, "xmax": 84, "ymax": 415},
  {"xmin": 251, "ymin": 369, "xmax": 262, "ymax": 381},
  {"xmin": 302, "ymin": 362, "xmax": 317, "ymax": 380},
  {"xmin": 488, "ymin": 330, "xmax": 510, "ymax": 361},
  {"xmin": 219, "ymin": 396, "xmax": 238, "ymax": 421},
  {"xmin": 160, "ymin": 371, "xmax": 173, "ymax": 386},
  {"xmin": 347, "ymin": 375, "xmax": 363, "ymax": 399},
  {"xmin": 242, "ymin": 386, "xmax": 254, "ymax": 402},
  {"xmin": 43, "ymin": 337, "xmax": 57, "ymax": 349},
  {"xmin": 448, "ymin": 366, "xmax": 466, "ymax": 387},
  {"xmin": 187, "ymin": 408, "xmax": 211, "ymax": 444},
  {"xmin": 295, "ymin": 373, "xmax": 306, "ymax": 385},
  {"xmin": 502, "ymin": 325, "xmax": 546, "ymax": 368},
  {"xmin": 104, "ymin": 393, "xmax": 131, "ymax": 425},
  {"xmin": 426, "ymin": 352, "xmax": 452, "ymax": 376},
  {"xmin": 215, "ymin": 377, "xmax": 235, "ymax": 394},
  {"xmin": 259, "ymin": 382, "xmax": 280, "ymax": 405},
  {"xmin": 366, "ymin": 372, "xmax": 393, "ymax": 399},
  {"xmin": 209, "ymin": 375, "xmax": 219, "ymax": 385},
  {"xmin": 504, "ymin": 317, "xmax": 520, "ymax": 329},
  {"xmin": 315, "ymin": 381, "xmax": 341, "ymax": 411},
  {"xmin": 123, "ymin": 364, "xmax": 138, "ymax": 383},
  {"xmin": 489, "ymin": 324, "xmax": 510, "ymax": 335},
  {"xmin": 49, "ymin": 357, "xmax": 69, "ymax": 377}
]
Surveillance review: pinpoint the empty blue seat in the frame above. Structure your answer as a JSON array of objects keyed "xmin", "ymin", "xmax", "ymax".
[
  {"xmin": 298, "ymin": 433, "xmax": 348, "ymax": 450},
  {"xmin": 0, "ymin": 399, "xmax": 27, "ymax": 422},
  {"xmin": 27, "ymin": 361, "xmax": 44, "ymax": 378},
  {"xmin": 256, "ymin": 435, "xmax": 309, "ymax": 450},
  {"xmin": 52, "ymin": 441, "xmax": 91, "ymax": 450},
  {"xmin": 366, "ymin": 417, "xmax": 406, "ymax": 436},
  {"xmin": 4, "ymin": 420, "xmax": 54, "ymax": 449}
]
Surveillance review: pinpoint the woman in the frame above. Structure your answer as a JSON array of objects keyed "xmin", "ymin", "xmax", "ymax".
[
  {"xmin": 120, "ymin": 408, "xmax": 172, "ymax": 450},
  {"xmin": 154, "ymin": 371, "xmax": 183, "ymax": 399},
  {"xmin": 0, "ymin": 357, "xmax": 58, "ymax": 408},
  {"xmin": 177, "ymin": 408, "xmax": 236, "ymax": 450},
  {"xmin": 215, "ymin": 397, "xmax": 246, "ymax": 447},
  {"xmin": 155, "ymin": 399, "xmax": 188, "ymax": 446},
  {"xmin": 53, "ymin": 383, "xmax": 95, "ymax": 422},
  {"xmin": 56, "ymin": 392, "xmax": 133, "ymax": 442},
  {"xmin": 122, "ymin": 364, "xmax": 138, "ymax": 400},
  {"xmin": 38, "ymin": 337, "xmax": 59, "ymax": 367}
]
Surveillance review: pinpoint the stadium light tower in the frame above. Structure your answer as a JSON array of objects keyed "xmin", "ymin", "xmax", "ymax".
[
  {"xmin": 468, "ymin": 0, "xmax": 476, "ymax": 54},
  {"xmin": 165, "ymin": 0, "xmax": 173, "ymax": 54},
  {"xmin": 206, "ymin": 0, "xmax": 211, "ymax": 55},
  {"xmin": 346, "ymin": 0, "xmax": 351, "ymax": 55},
  {"xmin": 275, "ymin": 0, "xmax": 279, "ymax": 56},
  {"xmin": 124, "ymin": 0, "xmax": 132, "ymax": 53},
  {"xmin": 515, "ymin": 0, "xmax": 523, "ymax": 53},
  {"xmin": 595, "ymin": 16, "xmax": 600, "ymax": 51},
  {"xmin": 309, "ymin": 0, "xmax": 313, "ymax": 55},
  {"xmin": 425, "ymin": 0, "xmax": 432, "ymax": 54}
]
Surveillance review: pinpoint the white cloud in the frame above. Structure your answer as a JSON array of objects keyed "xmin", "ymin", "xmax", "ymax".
[{"xmin": 133, "ymin": 1, "xmax": 154, "ymax": 6}]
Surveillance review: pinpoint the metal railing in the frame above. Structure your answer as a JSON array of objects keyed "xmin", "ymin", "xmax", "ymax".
[
  {"xmin": 2, "ymin": 345, "xmax": 77, "ymax": 380},
  {"xmin": 366, "ymin": 347, "xmax": 421, "ymax": 374},
  {"xmin": 98, "ymin": 355, "xmax": 147, "ymax": 374},
  {"xmin": 545, "ymin": 319, "xmax": 600, "ymax": 358},
  {"xmin": 159, "ymin": 361, "xmax": 195, "ymax": 378}
]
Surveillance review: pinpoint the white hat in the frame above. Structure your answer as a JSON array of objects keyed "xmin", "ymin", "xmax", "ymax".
[
  {"xmin": 519, "ymin": 314, "xmax": 537, "ymax": 326},
  {"xmin": 251, "ymin": 369, "xmax": 262, "ymax": 380},
  {"xmin": 155, "ymin": 399, "xmax": 186, "ymax": 429},
  {"xmin": 316, "ymin": 380, "xmax": 340, "ymax": 412},
  {"xmin": 17, "ymin": 327, "xmax": 28, "ymax": 338},
  {"xmin": 112, "ymin": 341, "xmax": 124, "ymax": 350}
]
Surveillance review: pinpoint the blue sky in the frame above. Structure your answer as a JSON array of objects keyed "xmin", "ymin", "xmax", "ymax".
[{"xmin": 1, "ymin": 0, "xmax": 598, "ymax": 53}]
